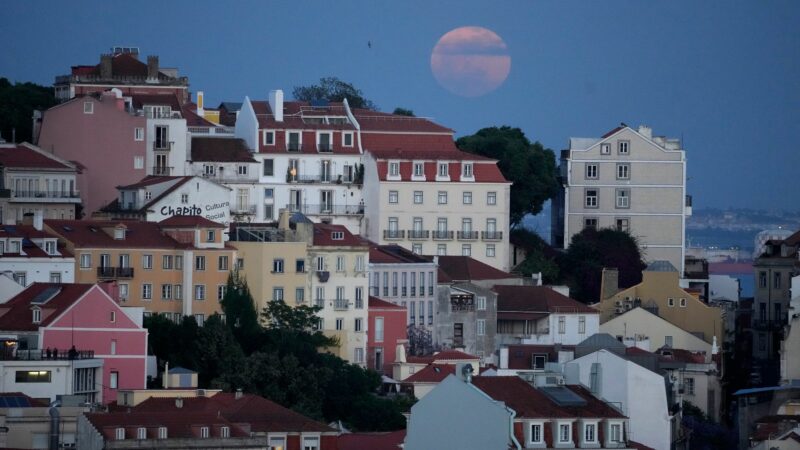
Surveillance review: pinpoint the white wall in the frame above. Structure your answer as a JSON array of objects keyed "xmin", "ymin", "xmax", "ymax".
[
  {"xmin": 0, "ymin": 359, "xmax": 103, "ymax": 403},
  {"xmin": 234, "ymin": 97, "xmax": 259, "ymax": 151},
  {"xmin": 0, "ymin": 257, "xmax": 74, "ymax": 287},
  {"xmin": 146, "ymin": 177, "xmax": 232, "ymax": 226},
  {"xmin": 601, "ymin": 307, "xmax": 712, "ymax": 354}
]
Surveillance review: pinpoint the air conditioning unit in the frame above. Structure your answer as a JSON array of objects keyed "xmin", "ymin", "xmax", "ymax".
[
  {"xmin": 197, "ymin": 389, "xmax": 207, "ymax": 397},
  {"xmin": 615, "ymin": 301, "xmax": 623, "ymax": 307},
  {"xmin": 625, "ymin": 296, "xmax": 632, "ymax": 301}
]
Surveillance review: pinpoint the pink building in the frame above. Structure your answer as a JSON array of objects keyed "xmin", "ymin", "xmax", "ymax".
[
  {"xmin": 367, "ymin": 296, "xmax": 406, "ymax": 374},
  {"xmin": 37, "ymin": 91, "xmax": 147, "ymax": 214},
  {"xmin": 0, "ymin": 283, "xmax": 148, "ymax": 403}
]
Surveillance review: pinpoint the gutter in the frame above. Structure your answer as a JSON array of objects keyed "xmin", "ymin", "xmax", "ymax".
[{"xmin": 508, "ymin": 408, "xmax": 522, "ymax": 450}]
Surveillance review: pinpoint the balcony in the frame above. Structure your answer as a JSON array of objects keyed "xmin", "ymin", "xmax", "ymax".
[
  {"xmin": 457, "ymin": 231, "xmax": 479, "ymax": 240},
  {"xmin": 318, "ymin": 143, "xmax": 333, "ymax": 153},
  {"xmin": 407, "ymin": 230, "xmax": 430, "ymax": 240},
  {"xmin": 97, "ymin": 267, "xmax": 134, "ymax": 279},
  {"xmin": 197, "ymin": 170, "xmax": 258, "ymax": 183},
  {"xmin": 152, "ymin": 166, "xmax": 173, "ymax": 176},
  {"xmin": 287, "ymin": 142, "xmax": 302, "ymax": 152},
  {"xmin": 482, "ymin": 231, "xmax": 503, "ymax": 241},
  {"xmin": 153, "ymin": 141, "xmax": 173, "ymax": 151},
  {"xmin": 230, "ymin": 204, "xmax": 257, "ymax": 215},
  {"xmin": 2, "ymin": 348, "xmax": 96, "ymax": 361},
  {"xmin": 287, "ymin": 203, "xmax": 364, "ymax": 216},
  {"xmin": 384, "ymin": 230, "xmax": 405, "ymax": 240},
  {"xmin": 334, "ymin": 299, "xmax": 350, "ymax": 310},
  {"xmin": 9, "ymin": 190, "xmax": 81, "ymax": 203},
  {"xmin": 432, "ymin": 230, "xmax": 454, "ymax": 240}
]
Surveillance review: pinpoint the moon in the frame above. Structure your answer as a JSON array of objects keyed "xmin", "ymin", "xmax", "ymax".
[{"xmin": 430, "ymin": 26, "xmax": 511, "ymax": 97}]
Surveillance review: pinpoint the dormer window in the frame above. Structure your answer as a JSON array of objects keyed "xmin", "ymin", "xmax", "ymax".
[
  {"xmin": 32, "ymin": 308, "xmax": 41, "ymax": 324},
  {"xmin": 558, "ymin": 423, "xmax": 572, "ymax": 444},
  {"xmin": 116, "ymin": 428, "xmax": 125, "ymax": 440},
  {"xmin": 438, "ymin": 163, "xmax": 449, "ymax": 177},
  {"xmin": 388, "ymin": 162, "xmax": 400, "ymax": 178},
  {"xmin": 413, "ymin": 162, "xmax": 424, "ymax": 178},
  {"xmin": 200, "ymin": 427, "xmax": 209, "ymax": 438},
  {"xmin": 137, "ymin": 427, "xmax": 147, "ymax": 439},
  {"xmin": 206, "ymin": 230, "xmax": 215, "ymax": 242},
  {"xmin": 238, "ymin": 165, "xmax": 248, "ymax": 175},
  {"xmin": 44, "ymin": 240, "xmax": 56, "ymax": 255},
  {"xmin": 221, "ymin": 426, "xmax": 230, "ymax": 438},
  {"xmin": 263, "ymin": 130, "xmax": 275, "ymax": 146},
  {"xmin": 342, "ymin": 132, "xmax": 354, "ymax": 147},
  {"xmin": 609, "ymin": 422, "xmax": 623, "ymax": 443},
  {"xmin": 331, "ymin": 231, "xmax": 344, "ymax": 240},
  {"xmin": 158, "ymin": 427, "xmax": 167, "ymax": 439},
  {"xmin": 114, "ymin": 228, "xmax": 125, "ymax": 240},
  {"xmin": 287, "ymin": 131, "xmax": 302, "ymax": 151},
  {"xmin": 600, "ymin": 143, "xmax": 611, "ymax": 154}
]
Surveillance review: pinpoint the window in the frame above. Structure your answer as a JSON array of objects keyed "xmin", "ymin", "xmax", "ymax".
[
  {"xmin": 429, "ymin": 272, "xmax": 434, "ymax": 296},
  {"xmin": 335, "ymin": 318, "xmax": 344, "ymax": 330},
  {"xmin": 409, "ymin": 302, "xmax": 416, "ymax": 325},
  {"xmin": 80, "ymin": 253, "xmax": 91, "ymax": 268},
  {"xmin": 296, "ymin": 259, "xmax": 306, "ymax": 273},
  {"xmin": 331, "ymin": 231, "xmax": 344, "ymax": 240},
  {"xmin": 316, "ymin": 256, "xmax": 325, "ymax": 271},
  {"xmin": 295, "ymin": 288, "xmax": 305, "ymax": 304},
  {"xmin": 375, "ymin": 317, "xmax": 384, "ymax": 342},
  {"xmin": 759, "ymin": 271, "xmax": 767, "ymax": 288},
  {"xmin": 336, "ymin": 256, "xmax": 345, "ymax": 272},
  {"xmin": 438, "ymin": 162, "xmax": 449, "ymax": 177},
  {"xmin": 181, "ymin": 193, "xmax": 189, "ymax": 204},
  {"xmin": 475, "ymin": 296, "xmax": 486, "ymax": 311},
  {"xmin": 110, "ymin": 340, "xmax": 116, "ymax": 355},
  {"xmin": 302, "ymin": 435, "xmax": 320, "ymax": 450},
  {"xmin": 585, "ymin": 189, "xmax": 598, "ymax": 208},
  {"xmin": 586, "ymin": 164, "xmax": 598, "ymax": 179},
  {"xmin": 558, "ymin": 316, "xmax": 566, "ymax": 334},
  {"xmin": 775, "ymin": 272, "xmax": 782, "ymax": 289},
  {"xmin": 530, "ymin": 423, "xmax": 543, "ymax": 444},
  {"xmin": 119, "ymin": 284, "xmax": 129, "ymax": 301},
  {"xmin": 616, "ymin": 188, "xmax": 630, "ymax": 208},
  {"xmin": 163, "ymin": 255, "xmax": 173, "ymax": 269},
  {"xmin": 194, "ymin": 285, "xmax": 205, "ymax": 300},
  {"xmin": 668, "ymin": 297, "xmax": 675, "ymax": 307},
  {"xmin": 685, "ymin": 377, "xmax": 695, "ymax": 395},
  {"xmin": 618, "ymin": 141, "xmax": 630, "ymax": 154},
  {"xmin": 32, "ymin": 308, "xmax": 41, "ymax": 323},
  {"xmin": 145, "ymin": 191, "xmax": 152, "ymax": 200},
  {"xmin": 437, "ymin": 244, "xmax": 447, "ymax": 256},
  {"xmin": 584, "ymin": 423, "xmax": 596, "ymax": 443},
  {"xmin": 477, "ymin": 319, "xmax": 486, "ymax": 336},
  {"xmin": 142, "ymin": 254, "xmax": 153, "ymax": 269},
  {"xmin": 272, "ymin": 258, "xmax": 284, "ymax": 273},
  {"xmin": 617, "ymin": 163, "xmax": 630, "ymax": 179},
  {"xmin": 413, "ymin": 162, "xmax": 424, "ymax": 177},
  {"xmin": 161, "ymin": 284, "xmax": 172, "ymax": 300},
  {"xmin": 176, "ymin": 255, "xmax": 183, "ymax": 270},
  {"xmin": 287, "ymin": 131, "xmax": 301, "ymax": 151},
  {"xmin": 217, "ymin": 285, "xmax": 226, "ymax": 301},
  {"xmin": 616, "ymin": 218, "xmax": 630, "ymax": 232},
  {"xmin": 142, "ymin": 284, "xmax": 152, "ymax": 300},
  {"xmin": 268, "ymin": 436, "xmax": 287, "ymax": 450},
  {"xmin": 389, "ymin": 162, "xmax": 399, "ymax": 177},
  {"xmin": 16, "ymin": 370, "xmax": 51, "ymax": 382},
  {"xmin": 559, "ymin": 423, "xmax": 571, "ymax": 443},
  {"xmin": 134, "ymin": 156, "xmax": 144, "ymax": 169},
  {"xmin": 263, "ymin": 130, "xmax": 275, "ymax": 146},
  {"xmin": 428, "ymin": 300, "xmax": 434, "ymax": 324},
  {"xmin": 273, "ymin": 287, "xmax": 284, "ymax": 302},
  {"xmin": 609, "ymin": 423, "xmax": 622, "ymax": 442},
  {"xmin": 412, "ymin": 243, "xmax": 422, "ymax": 254},
  {"xmin": 355, "ymin": 255, "xmax": 365, "ymax": 273},
  {"xmin": 462, "ymin": 163, "xmax": 473, "ymax": 177},
  {"xmin": 44, "ymin": 240, "xmax": 56, "ymax": 255},
  {"xmin": 413, "ymin": 190, "xmax": 423, "ymax": 204},
  {"xmin": 343, "ymin": 132, "xmax": 354, "ymax": 147},
  {"xmin": 83, "ymin": 101, "xmax": 93, "ymax": 114},
  {"xmin": 49, "ymin": 272, "xmax": 61, "ymax": 283},
  {"xmin": 158, "ymin": 427, "xmax": 167, "ymax": 439},
  {"xmin": 579, "ymin": 316, "xmax": 586, "ymax": 334},
  {"xmin": 438, "ymin": 191, "xmax": 448, "ymax": 204},
  {"xmin": 462, "ymin": 244, "xmax": 471, "ymax": 256},
  {"xmin": 600, "ymin": 143, "xmax": 611, "ymax": 154},
  {"xmin": 200, "ymin": 427, "xmax": 209, "ymax": 438},
  {"xmin": 263, "ymin": 159, "xmax": 274, "ymax": 176},
  {"xmin": 116, "ymin": 428, "xmax": 125, "ymax": 440},
  {"xmin": 388, "ymin": 190, "xmax": 398, "ymax": 203},
  {"xmin": 218, "ymin": 255, "xmax": 229, "ymax": 270},
  {"xmin": 584, "ymin": 217, "xmax": 598, "ymax": 230},
  {"xmin": 316, "ymin": 287, "xmax": 325, "ymax": 307},
  {"xmin": 317, "ymin": 132, "xmax": 332, "ymax": 151},
  {"xmin": 221, "ymin": 426, "xmax": 230, "ymax": 438},
  {"xmin": 680, "ymin": 297, "xmax": 687, "ymax": 307},
  {"xmin": 355, "ymin": 287, "xmax": 364, "ymax": 308},
  {"xmin": 463, "ymin": 191, "xmax": 472, "ymax": 204},
  {"xmin": 355, "ymin": 318, "xmax": 363, "ymax": 332},
  {"xmin": 486, "ymin": 244, "xmax": 496, "ymax": 257},
  {"xmin": 665, "ymin": 335, "xmax": 673, "ymax": 347},
  {"xmin": 111, "ymin": 372, "xmax": 120, "ymax": 390},
  {"xmin": 487, "ymin": 191, "xmax": 497, "ymax": 205},
  {"xmin": 195, "ymin": 256, "xmax": 205, "ymax": 270}
]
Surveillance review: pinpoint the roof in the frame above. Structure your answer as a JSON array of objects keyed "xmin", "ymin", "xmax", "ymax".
[
  {"xmin": 128, "ymin": 393, "xmax": 334, "ymax": 433},
  {"xmin": 368, "ymin": 147, "xmax": 493, "ymax": 161},
  {"xmin": 628, "ymin": 440, "xmax": 657, "ymax": 450},
  {"xmin": 368, "ymin": 296, "xmax": 405, "ymax": 310},
  {"xmin": 167, "ymin": 366, "xmax": 196, "ymax": 375},
  {"xmin": 0, "ymin": 392, "xmax": 48, "ymax": 408},
  {"xmin": 0, "ymin": 143, "xmax": 75, "ymax": 170},
  {"xmin": 159, "ymin": 215, "xmax": 225, "ymax": 229},
  {"xmin": 181, "ymin": 103, "xmax": 218, "ymax": 127},
  {"xmin": 85, "ymin": 411, "xmax": 249, "ymax": 439},
  {"xmin": 190, "ymin": 137, "xmax": 256, "ymax": 162},
  {"xmin": 218, "ymin": 102, "xmax": 242, "ymax": 111},
  {"xmin": 338, "ymin": 430, "xmax": 406, "ymax": 450},
  {"xmin": 406, "ymin": 349, "xmax": 479, "ymax": 364},
  {"xmin": 373, "ymin": 156, "xmax": 507, "ymax": 183},
  {"xmin": 783, "ymin": 229, "xmax": 800, "ymax": 247},
  {"xmin": 312, "ymin": 223, "xmax": 366, "ymax": 247},
  {"xmin": 494, "ymin": 285, "xmax": 597, "ymax": 314},
  {"xmin": 404, "ymin": 364, "xmax": 456, "ymax": 383},
  {"xmin": 117, "ymin": 175, "xmax": 187, "ymax": 190},
  {"xmin": 0, "ymin": 225, "xmax": 72, "ymax": 259},
  {"xmin": 0, "ymin": 283, "xmax": 94, "ymax": 331},
  {"xmin": 471, "ymin": 376, "xmax": 625, "ymax": 419},
  {"xmin": 369, "ymin": 244, "xmax": 433, "ymax": 265},
  {"xmin": 112, "ymin": 176, "xmax": 199, "ymax": 212},
  {"xmin": 657, "ymin": 347, "xmax": 707, "ymax": 364},
  {"xmin": 505, "ymin": 345, "xmax": 576, "ymax": 370},
  {"xmin": 45, "ymin": 219, "xmax": 188, "ymax": 249},
  {"xmin": 437, "ymin": 256, "xmax": 513, "ymax": 283},
  {"xmin": 646, "ymin": 260, "xmax": 678, "ymax": 272},
  {"xmin": 130, "ymin": 93, "xmax": 181, "ymax": 111}
]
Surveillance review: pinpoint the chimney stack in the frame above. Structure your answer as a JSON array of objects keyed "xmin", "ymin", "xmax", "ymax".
[
  {"xmin": 196, "ymin": 91, "xmax": 205, "ymax": 117},
  {"xmin": 235, "ymin": 388, "xmax": 243, "ymax": 400},
  {"xmin": 100, "ymin": 54, "xmax": 112, "ymax": 79},
  {"xmin": 600, "ymin": 268, "xmax": 620, "ymax": 301},
  {"xmin": 147, "ymin": 56, "xmax": 159, "ymax": 81},
  {"xmin": 175, "ymin": 397, "xmax": 183, "ymax": 408},
  {"xmin": 269, "ymin": 90, "xmax": 284, "ymax": 122},
  {"xmin": 638, "ymin": 125, "xmax": 652, "ymax": 139}
]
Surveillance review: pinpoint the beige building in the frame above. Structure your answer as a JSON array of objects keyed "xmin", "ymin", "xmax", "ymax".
[
  {"xmin": 0, "ymin": 394, "xmax": 88, "ymax": 449},
  {"xmin": 596, "ymin": 261, "xmax": 724, "ymax": 345},
  {"xmin": 553, "ymin": 124, "xmax": 690, "ymax": 273},
  {"xmin": 44, "ymin": 217, "xmax": 235, "ymax": 321},
  {"xmin": 601, "ymin": 306, "xmax": 714, "ymax": 353}
]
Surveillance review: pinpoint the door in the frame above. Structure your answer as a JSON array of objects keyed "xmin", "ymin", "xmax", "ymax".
[
  {"xmin": 289, "ymin": 190, "xmax": 302, "ymax": 212},
  {"xmin": 321, "ymin": 190, "xmax": 333, "ymax": 213},
  {"xmin": 155, "ymin": 154, "xmax": 169, "ymax": 175},
  {"xmin": 454, "ymin": 323, "xmax": 464, "ymax": 346}
]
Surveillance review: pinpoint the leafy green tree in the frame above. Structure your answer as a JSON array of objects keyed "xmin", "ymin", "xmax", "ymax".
[
  {"xmin": 511, "ymin": 228, "xmax": 560, "ymax": 283},
  {"xmin": 456, "ymin": 126, "xmax": 558, "ymax": 226},
  {"xmin": 392, "ymin": 107, "xmax": 414, "ymax": 116},
  {"xmin": 293, "ymin": 77, "xmax": 377, "ymax": 110},
  {"xmin": 0, "ymin": 78, "xmax": 57, "ymax": 143},
  {"xmin": 561, "ymin": 228, "xmax": 646, "ymax": 303},
  {"xmin": 195, "ymin": 314, "xmax": 247, "ymax": 389},
  {"xmin": 219, "ymin": 271, "xmax": 260, "ymax": 349}
]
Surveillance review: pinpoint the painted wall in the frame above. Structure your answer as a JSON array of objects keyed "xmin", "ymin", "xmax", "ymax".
[
  {"xmin": 0, "ymin": 257, "xmax": 74, "ymax": 287},
  {"xmin": 367, "ymin": 302, "xmax": 406, "ymax": 374},
  {"xmin": 601, "ymin": 307, "xmax": 713, "ymax": 353},
  {"xmin": 145, "ymin": 177, "xmax": 232, "ymax": 226}
]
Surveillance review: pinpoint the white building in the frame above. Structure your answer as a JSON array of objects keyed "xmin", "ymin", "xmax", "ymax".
[
  {"xmin": 0, "ymin": 222, "xmax": 75, "ymax": 288},
  {"xmin": 368, "ymin": 244, "xmax": 437, "ymax": 329},
  {"xmin": 553, "ymin": 124, "xmax": 690, "ymax": 273}
]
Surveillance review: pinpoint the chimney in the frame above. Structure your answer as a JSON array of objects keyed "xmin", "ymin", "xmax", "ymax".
[
  {"xmin": 33, "ymin": 210, "xmax": 43, "ymax": 231},
  {"xmin": 100, "ymin": 54, "xmax": 112, "ymax": 79},
  {"xmin": 395, "ymin": 343, "xmax": 407, "ymax": 363},
  {"xmin": 98, "ymin": 281, "xmax": 119, "ymax": 302},
  {"xmin": 268, "ymin": 90, "xmax": 284, "ymax": 122},
  {"xmin": 600, "ymin": 268, "xmax": 620, "ymax": 301},
  {"xmin": 196, "ymin": 91, "xmax": 204, "ymax": 117},
  {"xmin": 163, "ymin": 362, "xmax": 169, "ymax": 388},
  {"xmin": 638, "ymin": 125, "xmax": 652, "ymax": 139},
  {"xmin": 499, "ymin": 347, "xmax": 509, "ymax": 369},
  {"xmin": 175, "ymin": 397, "xmax": 183, "ymax": 408},
  {"xmin": 235, "ymin": 388, "xmax": 243, "ymax": 400},
  {"xmin": 147, "ymin": 56, "xmax": 159, "ymax": 80}
]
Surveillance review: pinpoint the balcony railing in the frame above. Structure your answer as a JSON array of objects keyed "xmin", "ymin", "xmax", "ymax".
[
  {"xmin": 318, "ymin": 143, "xmax": 332, "ymax": 153},
  {"xmin": 230, "ymin": 204, "xmax": 257, "ymax": 215},
  {"xmin": 407, "ymin": 230, "xmax": 430, "ymax": 240},
  {"xmin": 384, "ymin": 230, "xmax": 405, "ymax": 240},
  {"xmin": 288, "ymin": 203, "xmax": 364, "ymax": 216},
  {"xmin": 432, "ymin": 230, "xmax": 454, "ymax": 240},
  {"xmin": 97, "ymin": 267, "xmax": 134, "ymax": 279},
  {"xmin": 482, "ymin": 231, "xmax": 503, "ymax": 241},
  {"xmin": 752, "ymin": 318, "xmax": 788, "ymax": 330},
  {"xmin": 287, "ymin": 142, "xmax": 302, "ymax": 152},
  {"xmin": 197, "ymin": 171, "xmax": 258, "ymax": 183},
  {"xmin": 334, "ymin": 299, "xmax": 350, "ymax": 310},
  {"xmin": 2, "ymin": 348, "xmax": 96, "ymax": 361},
  {"xmin": 294, "ymin": 174, "xmax": 334, "ymax": 184},
  {"xmin": 457, "ymin": 231, "xmax": 479, "ymax": 240},
  {"xmin": 152, "ymin": 166, "xmax": 173, "ymax": 176},
  {"xmin": 153, "ymin": 141, "xmax": 173, "ymax": 151},
  {"xmin": 10, "ymin": 190, "xmax": 81, "ymax": 202}
]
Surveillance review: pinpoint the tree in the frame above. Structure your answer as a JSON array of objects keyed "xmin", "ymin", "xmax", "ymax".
[
  {"xmin": 0, "ymin": 78, "xmax": 57, "ymax": 143},
  {"xmin": 560, "ymin": 228, "xmax": 646, "ymax": 304},
  {"xmin": 456, "ymin": 126, "xmax": 558, "ymax": 226},
  {"xmin": 219, "ymin": 271, "xmax": 260, "ymax": 349},
  {"xmin": 510, "ymin": 228, "xmax": 560, "ymax": 283},
  {"xmin": 292, "ymin": 77, "xmax": 377, "ymax": 110},
  {"xmin": 392, "ymin": 107, "xmax": 415, "ymax": 116}
]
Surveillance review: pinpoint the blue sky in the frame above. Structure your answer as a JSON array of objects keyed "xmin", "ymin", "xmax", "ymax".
[{"xmin": 2, "ymin": 0, "xmax": 798, "ymax": 210}]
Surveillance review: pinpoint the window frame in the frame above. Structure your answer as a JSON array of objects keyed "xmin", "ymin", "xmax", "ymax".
[
  {"xmin": 585, "ymin": 189, "xmax": 598, "ymax": 208},
  {"xmin": 585, "ymin": 163, "xmax": 598, "ymax": 179}
]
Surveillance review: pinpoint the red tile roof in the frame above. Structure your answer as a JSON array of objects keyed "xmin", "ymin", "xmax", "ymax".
[
  {"xmin": 372, "ymin": 153, "xmax": 507, "ymax": 183},
  {"xmin": 437, "ymin": 256, "xmax": 514, "ymax": 283},
  {"xmin": 656, "ymin": 347, "xmax": 706, "ymax": 364},
  {"xmin": 628, "ymin": 440, "xmax": 656, "ymax": 450},
  {"xmin": 117, "ymin": 175, "xmax": 186, "ymax": 190},
  {"xmin": 368, "ymin": 296, "xmax": 405, "ymax": 310},
  {"xmin": 0, "ymin": 143, "xmax": 74, "ymax": 170},
  {"xmin": 367, "ymin": 147, "xmax": 493, "ymax": 161},
  {"xmin": 494, "ymin": 285, "xmax": 597, "ymax": 314},
  {"xmin": 312, "ymin": 223, "xmax": 367, "ymax": 247},
  {"xmin": 338, "ymin": 430, "xmax": 406, "ymax": 450},
  {"xmin": 181, "ymin": 103, "xmax": 218, "ymax": 127},
  {"xmin": 471, "ymin": 376, "xmax": 626, "ymax": 419},
  {"xmin": 601, "ymin": 125, "xmax": 626, "ymax": 138},
  {"xmin": 190, "ymin": 138, "xmax": 255, "ymax": 163},
  {"xmin": 45, "ymin": 219, "xmax": 187, "ymax": 249},
  {"xmin": 0, "ymin": 283, "xmax": 94, "ymax": 331},
  {"xmin": 369, "ymin": 244, "xmax": 433, "ymax": 265},
  {"xmin": 85, "ymin": 411, "xmax": 249, "ymax": 439},
  {"xmin": 352, "ymin": 108, "xmax": 453, "ymax": 134},
  {"xmin": 405, "ymin": 364, "xmax": 456, "ymax": 383},
  {"xmin": 159, "ymin": 215, "xmax": 225, "ymax": 229},
  {"xmin": 130, "ymin": 94, "xmax": 181, "ymax": 111},
  {"xmin": 406, "ymin": 349, "xmax": 480, "ymax": 365}
]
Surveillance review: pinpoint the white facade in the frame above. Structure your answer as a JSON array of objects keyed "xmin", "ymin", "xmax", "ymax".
[
  {"xmin": 368, "ymin": 254, "xmax": 437, "ymax": 329},
  {"xmin": 555, "ymin": 125, "xmax": 689, "ymax": 273},
  {"xmin": 117, "ymin": 176, "xmax": 233, "ymax": 226},
  {"xmin": 566, "ymin": 349, "xmax": 672, "ymax": 450},
  {"xmin": 0, "ymin": 358, "xmax": 103, "ymax": 403},
  {"xmin": 497, "ymin": 312, "xmax": 600, "ymax": 347},
  {"xmin": 146, "ymin": 115, "xmax": 188, "ymax": 177},
  {"xmin": 0, "ymin": 230, "xmax": 75, "ymax": 287}
]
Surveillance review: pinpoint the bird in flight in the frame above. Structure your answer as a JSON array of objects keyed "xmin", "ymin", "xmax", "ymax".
[{"xmin": 368, "ymin": 41, "xmax": 372, "ymax": 49}]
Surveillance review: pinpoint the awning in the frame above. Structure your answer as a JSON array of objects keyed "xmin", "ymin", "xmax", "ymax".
[{"xmin": 497, "ymin": 312, "xmax": 549, "ymax": 321}]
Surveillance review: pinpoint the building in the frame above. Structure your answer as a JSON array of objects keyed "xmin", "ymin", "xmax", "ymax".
[
  {"xmin": 392, "ymin": 349, "xmax": 480, "ymax": 382},
  {"xmin": 494, "ymin": 285, "xmax": 600, "ymax": 346},
  {"xmin": 0, "ymin": 283, "xmax": 148, "ymax": 404},
  {"xmin": 78, "ymin": 390, "xmax": 338, "ymax": 449},
  {"xmin": 338, "ymin": 430, "xmax": 405, "ymax": 450},
  {"xmin": 0, "ymin": 222, "xmax": 75, "ymax": 287},
  {"xmin": 596, "ymin": 261, "xmax": 724, "ymax": 346},
  {"xmin": 405, "ymin": 374, "xmax": 640, "ymax": 450},
  {"xmin": 367, "ymin": 296, "xmax": 406, "ymax": 374},
  {"xmin": 553, "ymin": 124, "xmax": 690, "ymax": 273},
  {"xmin": 44, "ymin": 217, "xmax": 235, "ymax": 321},
  {"xmin": 600, "ymin": 307, "xmax": 713, "ymax": 353},
  {"xmin": 0, "ymin": 392, "xmax": 90, "ymax": 449},
  {"xmin": 0, "ymin": 142, "xmax": 80, "ymax": 224},
  {"xmin": 656, "ymin": 347, "xmax": 722, "ymax": 422},
  {"xmin": 53, "ymin": 47, "xmax": 189, "ymax": 103},
  {"xmin": 753, "ymin": 230, "xmax": 800, "ymax": 360}
]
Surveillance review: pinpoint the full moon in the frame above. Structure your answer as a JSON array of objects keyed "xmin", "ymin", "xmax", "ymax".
[{"xmin": 430, "ymin": 26, "xmax": 511, "ymax": 97}]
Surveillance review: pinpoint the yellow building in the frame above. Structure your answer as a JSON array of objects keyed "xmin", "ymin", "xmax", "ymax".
[
  {"xmin": 596, "ymin": 261, "xmax": 724, "ymax": 345},
  {"xmin": 44, "ymin": 216, "xmax": 236, "ymax": 322}
]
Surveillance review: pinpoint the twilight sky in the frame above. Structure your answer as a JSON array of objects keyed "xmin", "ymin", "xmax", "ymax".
[{"xmin": 2, "ymin": 0, "xmax": 798, "ymax": 210}]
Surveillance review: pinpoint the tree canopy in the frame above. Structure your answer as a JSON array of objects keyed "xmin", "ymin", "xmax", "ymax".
[
  {"xmin": 456, "ymin": 126, "xmax": 559, "ymax": 226},
  {"xmin": 293, "ymin": 77, "xmax": 377, "ymax": 110},
  {"xmin": 392, "ymin": 107, "xmax": 415, "ymax": 116},
  {"xmin": 510, "ymin": 228, "xmax": 560, "ymax": 284},
  {"xmin": 0, "ymin": 78, "xmax": 57, "ymax": 143}
]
